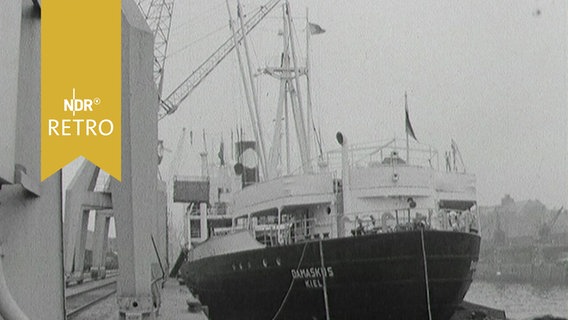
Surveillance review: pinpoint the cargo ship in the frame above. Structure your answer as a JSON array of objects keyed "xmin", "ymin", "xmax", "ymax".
[
  {"xmin": 179, "ymin": 133, "xmax": 480, "ymax": 320},
  {"xmin": 178, "ymin": 2, "xmax": 481, "ymax": 319}
]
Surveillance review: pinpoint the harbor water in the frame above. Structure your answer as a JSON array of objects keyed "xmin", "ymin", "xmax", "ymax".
[{"xmin": 465, "ymin": 280, "xmax": 568, "ymax": 319}]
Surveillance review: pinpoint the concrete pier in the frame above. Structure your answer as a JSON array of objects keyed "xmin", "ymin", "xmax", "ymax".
[
  {"xmin": 69, "ymin": 280, "xmax": 209, "ymax": 320},
  {"xmin": 450, "ymin": 301, "xmax": 506, "ymax": 320},
  {"xmin": 154, "ymin": 280, "xmax": 209, "ymax": 320}
]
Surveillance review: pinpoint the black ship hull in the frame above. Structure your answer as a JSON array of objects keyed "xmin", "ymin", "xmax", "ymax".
[{"xmin": 180, "ymin": 230, "xmax": 480, "ymax": 320}]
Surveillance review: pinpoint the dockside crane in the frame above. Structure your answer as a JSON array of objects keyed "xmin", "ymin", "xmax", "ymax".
[
  {"xmin": 538, "ymin": 206, "xmax": 565, "ymax": 243},
  {"xmin": 136, "ymin": 0, "xmax": 281, "ymax": 171},
  {"xmin": 159, "ymin": 0, "xmax": 281, "ymax": 119},
  {"xmin": 137, "ymin": 0, "xmax": 281, "ymax": 120},
  {"xmin": 137, "ymin": 0, "xmax": 175, "ymax": 98}
]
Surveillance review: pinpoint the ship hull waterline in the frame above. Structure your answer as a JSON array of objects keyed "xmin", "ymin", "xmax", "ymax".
[{"xmin": 181, "ymin": 230, "xmax": 481, "ymax": 320}]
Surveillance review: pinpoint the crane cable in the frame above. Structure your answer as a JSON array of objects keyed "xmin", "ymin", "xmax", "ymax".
[{"xmin": 168, "ymin": 23, "xmax": 229, "ymax": 59}]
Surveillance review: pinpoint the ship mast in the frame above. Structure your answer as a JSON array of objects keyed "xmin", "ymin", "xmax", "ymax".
[
  {"xmin": 285, "ymin": 1, "xmax": 311, "ymax": 173},
  {"xmin": 225, "ymin": 0, "xmax": 269, "ymax": 180},
  {"xmin": 264, "ymin": 1, "xmax": 313, "ymax": 177},
  {"xmin": 266, "ymin": 8, "xmax": 289, "ymax": 178},
  {"xmin": 306, "ymin": 7, "xmax": 315, "ymax": 161}
]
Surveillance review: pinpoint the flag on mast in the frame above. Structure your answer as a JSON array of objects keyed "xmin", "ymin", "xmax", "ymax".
[
  {"xmin": 308, "ymin": 22, "xmax": 326, "ymax": 35},
  {"xmin": 405, "ymin": 92, "xmax": 418, "ymax": 142}
]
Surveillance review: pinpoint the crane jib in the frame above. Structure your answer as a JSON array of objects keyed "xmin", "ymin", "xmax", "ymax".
[{"xmin": 159, "ymin": 0, "xmax": 281, "ymax": 119}]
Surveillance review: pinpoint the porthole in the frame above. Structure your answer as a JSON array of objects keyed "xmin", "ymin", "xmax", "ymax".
[
  {"xmin": 232, "ymin": 263, "xmax": 237, "ymax": 271},
  {"xmin": 276, "ymin": 257, "xmax": 281, "ymax": 266},
  {"xmin": 239, "ymin": 263, "xmax": 243, "ymax": 270},
  {"xmin": 247, "ymin": 261, "xmax": 252, "ymax": 269},
  {"xmin": 262, "ymin": 258, "xmax": 268, "ymax": 268}
]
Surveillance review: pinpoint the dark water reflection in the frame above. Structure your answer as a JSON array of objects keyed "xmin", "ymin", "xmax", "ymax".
[{"xmin": 465, "ymin": 280, "xmax": 568, "ymax": 319}]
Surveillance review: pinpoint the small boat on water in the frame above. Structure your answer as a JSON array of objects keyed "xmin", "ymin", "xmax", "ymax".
[{"xmin": 178, "ymin": 2, "xmax": 481, "ymax": 319}]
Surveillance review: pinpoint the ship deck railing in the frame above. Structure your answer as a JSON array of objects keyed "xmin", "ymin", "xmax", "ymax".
[
  {"xmin": 291, "ymin": 138, "xmax": 455, "ymax": 176},
  {"xmin": 286, "ymin": 218, "xmax": 333, "ymax": 244},
  {"xmin": 252, "ymin": 217, "xmax": 333, "ymax": 246},
  {"xmin": 233, "ymin": 208, "xmax": 479, "ymax": 246},
  {"xmin": 343, "ymin": 208, "xmax": 480, "ymax": 236}
]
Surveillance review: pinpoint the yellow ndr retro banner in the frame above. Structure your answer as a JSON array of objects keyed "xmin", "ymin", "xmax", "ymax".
[{"xmin": 41, "ymin": 0, "xmax": 121, "ymax": 181}]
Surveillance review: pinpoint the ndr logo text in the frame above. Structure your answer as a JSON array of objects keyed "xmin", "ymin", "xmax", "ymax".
[{"xmin": 48, "ymin": 88, "xmax": 114, "ymax": 136}]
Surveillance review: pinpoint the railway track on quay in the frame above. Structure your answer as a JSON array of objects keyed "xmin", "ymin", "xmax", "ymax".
[{"xmin": 65, "ymin": 276, "xmax": 117, "ymax": 318}]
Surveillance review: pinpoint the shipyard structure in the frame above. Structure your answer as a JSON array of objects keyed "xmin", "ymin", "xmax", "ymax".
[
  {"xmin": 477, "ymin": 195, "xmax": 568, "ymax": 284},
  {"xmin": 0, "ymin": 1, "xmax": 168, "ymax": 319}
]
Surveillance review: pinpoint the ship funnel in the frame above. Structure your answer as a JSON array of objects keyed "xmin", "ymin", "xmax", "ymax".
[
  {"xmin": 336, "ymin": 132, "xmax": 345, "ymax": 145},
  {"xmin": 235, "ymin": 141, "xmax": 259, "ymax": 187}
]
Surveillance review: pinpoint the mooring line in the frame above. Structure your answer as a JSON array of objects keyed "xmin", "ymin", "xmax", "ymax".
[
  {"xmin": 319, "ymin": 240, "xmax": 331, "ymax": 320},
  {"xmin": 420, "ymin": 229, "xmax": 433, "ymax": 320},
  {"xmin": 271, "ymin": 241, "xmax": 309, "ymax": 320}
]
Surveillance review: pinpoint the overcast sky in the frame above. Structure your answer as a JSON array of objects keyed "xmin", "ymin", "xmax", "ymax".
[{"xmin": 155, "ymin": 0, "xmax": 566, "ymax": 208}]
